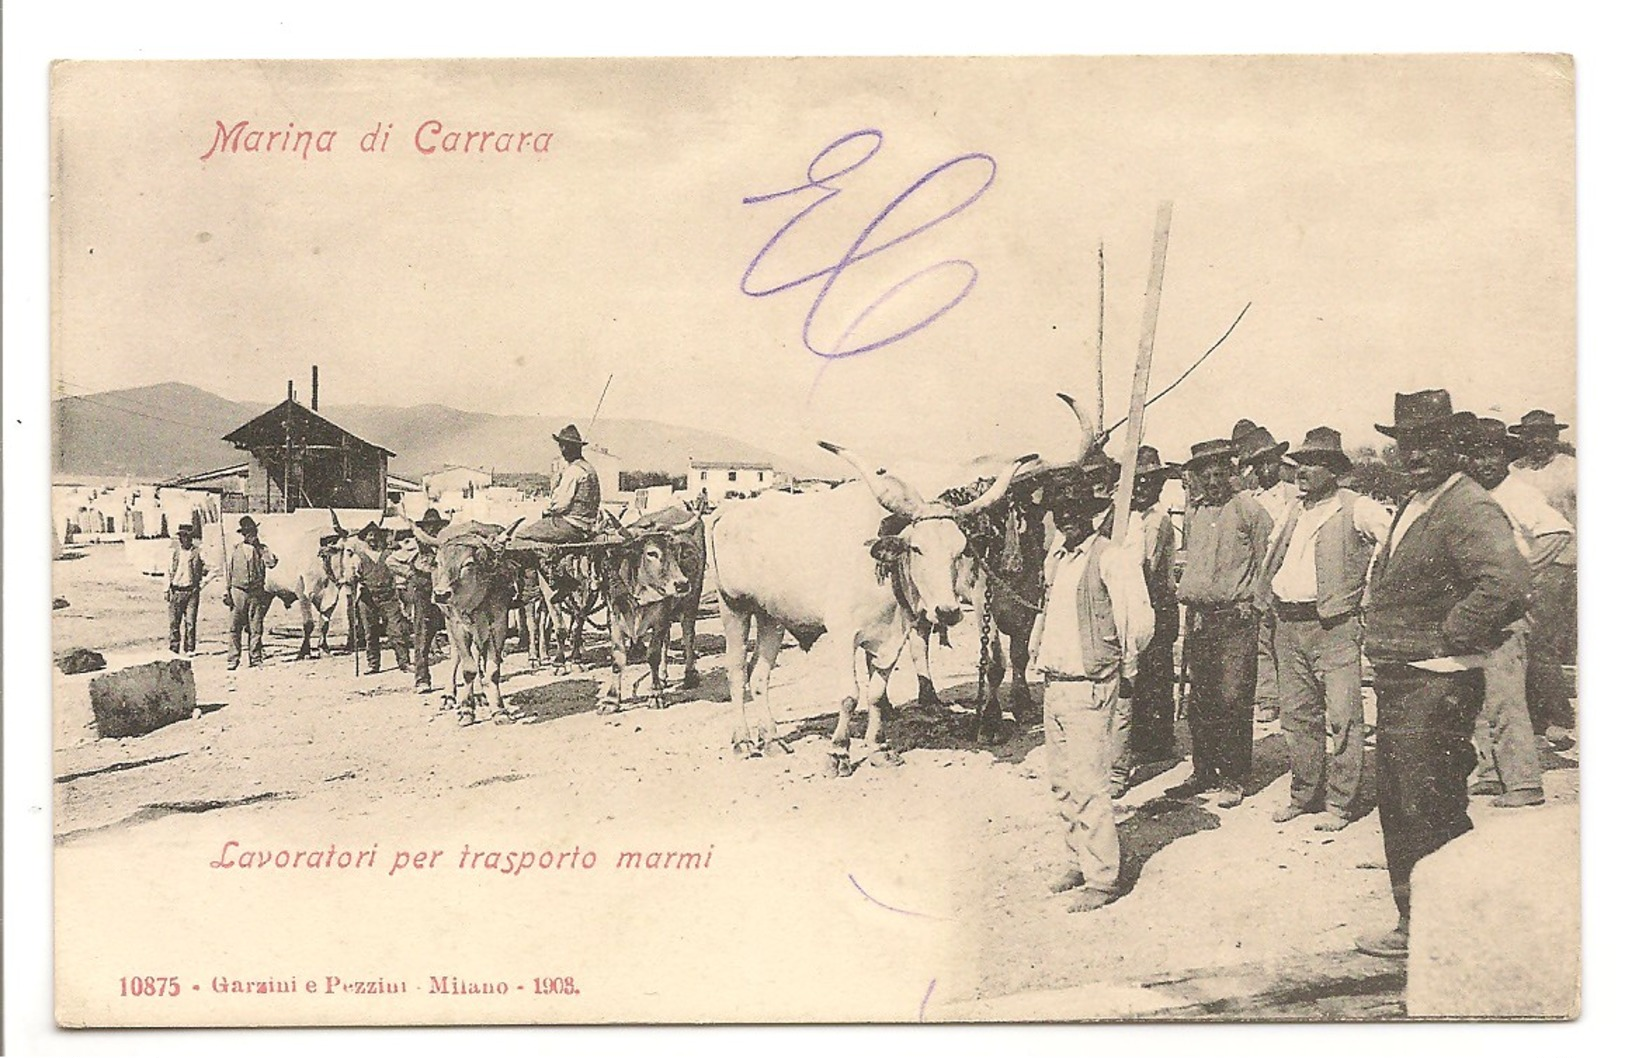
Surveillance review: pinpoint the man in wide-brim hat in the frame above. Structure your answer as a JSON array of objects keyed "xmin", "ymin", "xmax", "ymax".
[
  {"xmin": 167, "ymin": 522, "xmax": 207, "ymax": 656},
  {"xmin": 1260, "ymin": 426, "xmax": 1391, "ymax": 833},
  {"xmin": 1236, "ymin": 425, "xmax": 1294, "ymax": 724},
  {"xmin": 1113, "ymin": 445, "xmax": 1181, "ymax": 778},
  {"xmin": 517, "ymin": 423, "xmax": 602, "ymax": 546},
  {"xmin": 224, "ymin": 515, "xmax": 279, "ymax": 670},
  {"xmin": 1169, "ymin": 437, "xmax": 1275, "ymax": 809},
  {"xmin": 349, "ymin": 518, "xmax": 413, "ymax": 677},
  {"xmin": 1357, "ymin": 389, "xmax": 1529, "ymax": 959},
  {"xmin": 1030, "ymin": 454, "xmax": 1154, "ymax": 913},
  {"xmin": 1507, "ymin": 408, "xmax": 1575, "ymax": 526},
  {"xmin": 395, "ymin": 508, "xmax": 449, "ymax": 692},
  {"xmin": 1459, "ymin": 415, "xmax": 1575, "ymax": 795}
]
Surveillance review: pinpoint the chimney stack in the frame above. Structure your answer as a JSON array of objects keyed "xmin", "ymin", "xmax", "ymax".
[
  {"xmin": 311, "ymin": 365, "xmax": 319, "ymax": 411},
  {"xmin": 287, "ymin": 379, "xmax": 294, "ymax": 403}
]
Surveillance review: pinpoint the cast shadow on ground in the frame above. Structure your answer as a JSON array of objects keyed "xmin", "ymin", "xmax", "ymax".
[
  {"xmin": 1117, "ymin": 796, "xmax": 1222, "ymax": 893},
  {"xmin": 781, "ymin": 680, "xmax": 1046, "ymax": 765},
  {"xmin": 501, "ymin": 679, "xmax": 603, "ymax": 724},
  {"xmin": 1243, "ymin": 731, "xmax": 1291, "ymax": 797}
]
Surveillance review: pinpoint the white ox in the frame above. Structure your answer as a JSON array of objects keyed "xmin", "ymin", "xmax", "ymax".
[
  {"xmin": 710, "ymin": 442, "xmax": 1034, "ymax": 774},
  {"xmin": 250, "ymin": 511, "xmax": 371, "ymax": 658}
]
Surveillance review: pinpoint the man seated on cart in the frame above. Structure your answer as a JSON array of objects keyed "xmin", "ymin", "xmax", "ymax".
[{"xmin": 516, "ymin": 424, "xmax": 602, "ymax": 545}]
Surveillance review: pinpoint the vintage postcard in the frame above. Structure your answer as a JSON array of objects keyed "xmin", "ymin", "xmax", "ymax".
[{"xmin": 50, "ymin": 55, "xmax": 1577, "ymax": 1026}]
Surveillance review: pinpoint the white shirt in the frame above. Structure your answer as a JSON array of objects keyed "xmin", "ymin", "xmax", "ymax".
[
  {"xmin": 547, "ymin": 460, "xmax": 593, "ymax": 521},
  {"xmin": 1490, "ymin": 476, "xmax": 1574, "ymax": 567},
  {"xmin": 1252, "ymin": 481, "xmax": 1295, "ymax": 544},
  {"xmin": 1035, "ymin": 532, "xmax": 1155, "ymax": 681},
  {"xmin": 1270, "ymin": 490, "xmax": 1392, "ymax": 603}
]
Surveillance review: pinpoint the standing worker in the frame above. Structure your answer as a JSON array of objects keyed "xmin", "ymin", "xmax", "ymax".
[
  {"xmin": 391, "ymin": 508, "xmax": 448, "ymax": 693},
  {"xmin": 1237, "ymin": 425, "xmax": 1294, "ymax": 724},
  {"xmin": 1120, "ymin": 446, "xmax": 1181, "ymax": 782},
  {"xmin": 1030, "ymin": 456, "xmax": 1155, "ymax": 912},
  {"xmin": 352, "ymin": 521, "xmax": 413, "ymax": 676},
  {"xmin": 1169, "ymin": 438, "xmax": 1274, "ymax": 808},
  {"xmin": 1357, "ymin": 390, "xmax": 1528, "ymax": 958},
  {"xmin": 1259, "ymin": 427, "xmax": 1390, "ymax": 831},
  {"xmin": 1458, "ymin": 414, "xmax": 1572, "ymax": 807},
  {"xmin": 224, "ymin": 515, "xmax": 278, "ymax": 670},
  {"xmin": 167, "ymin": 523, "xmax": 207, "ymax": 655}
]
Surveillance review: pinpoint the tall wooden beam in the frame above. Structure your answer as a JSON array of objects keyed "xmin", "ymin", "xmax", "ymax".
[{"xmin": 1110, "ymin": 202, "xmax": 1173, "ymax": 541}]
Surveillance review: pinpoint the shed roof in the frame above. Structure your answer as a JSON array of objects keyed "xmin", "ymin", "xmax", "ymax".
[{"xmin": 223, "ymin": 399, "xmax": 395, "ymax": 457}]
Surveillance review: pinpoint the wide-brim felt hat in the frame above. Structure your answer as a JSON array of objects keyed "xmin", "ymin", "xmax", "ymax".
[
  {"xmin": 1287, "ymin": 426, "xmax": 1353, "ymax": 471},
  {"xmin": 552, "ymin": 424, "xmax": 587, "ymax": 446},
  {"xmin": 1507, "ymin": 409, "xmax": 1569, "ymax": 435},
  {"xmin": 1230, "ymin": 418, "xmax": 1258, "ymax": 444},
  {"xmin": 1461, "ymin": 415, "xmax": 1517, "ymax": 452},
  {"xmin": 236, "ymin": 516, "xmax": 259, "ymax": 533},
  {"xmin": 416, "ymin": 508, "xmax": 449, "ymax": 531},
  {"xmin": 1237, "ymin": 426, "xmax": 1290, "ymax": 465},
  {"xmin": 176, "ymin": 524, "xmax": 196, "ymax": 537},
  {"xmin": 1375, "ymin": 389, "xmax": 1455, "ymax": 438},
  {"xmin": 1134, "ymin": 445, "xmax": 1178, "ymax": 480},
  {"xmin": 1184, "ymin": 438, "xmax": 1238, "ymax": 470}
]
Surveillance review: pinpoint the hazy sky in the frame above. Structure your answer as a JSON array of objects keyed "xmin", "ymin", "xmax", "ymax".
[{"xmin": 53, "ymin": 56, "xmax": 1574, "ymax": 474}]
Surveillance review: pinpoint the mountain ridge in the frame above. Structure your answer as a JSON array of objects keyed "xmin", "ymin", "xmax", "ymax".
[{"xmin": 52, "ymin": 382, "xmax": 815, "ymax": 482}]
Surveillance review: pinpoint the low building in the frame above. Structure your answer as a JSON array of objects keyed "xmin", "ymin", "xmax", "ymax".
[
  {"xmin": 689, "ymin": 459, "xmax": 775, "ymax": 500},
  {"xmin": 222, "ymin": 396, "xmax": 394, "ymax": 513},
  {"xmin": 422, "ymin": 464, "xmax": 494, "ymax": 503}
]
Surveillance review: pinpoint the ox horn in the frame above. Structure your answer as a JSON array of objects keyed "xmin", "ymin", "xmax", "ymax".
[
  {"xmin": 495, "ymin": 517, "xmax": 526, "ymax": 548},
  {"xmin": 412, "ymin": 523, "xmax": 442, "ymax": 548},
  {"xmin": 329, "ymin": 508, "xmax": 346, "ymax": 537},
  {"xmin": 1056, "ymin": 392, "xmax": 1099, "ymax": 460},
  {"xmin": 951, "ymin": 453, "xmax": 1041, "ymax": 517},
  {"xmin": 818, "ymin": 440, "xmax": 927, "ymax": 518}
]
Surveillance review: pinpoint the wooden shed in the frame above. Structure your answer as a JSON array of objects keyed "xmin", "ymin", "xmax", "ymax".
[{"xmin": 223, "ymin": 398, "xmax": 394, "ymax": 513}]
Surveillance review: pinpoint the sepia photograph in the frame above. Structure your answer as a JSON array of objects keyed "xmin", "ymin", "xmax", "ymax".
[{"xmin": 31, "ymin": 46, "xmax": 1584, "ymax": 1034}]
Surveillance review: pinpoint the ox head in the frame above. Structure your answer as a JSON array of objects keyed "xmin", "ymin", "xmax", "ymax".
[
  {"xmin": 820, "ymin": 441, "xmax": 1037, "ymax": 629},
  {"xmin": 320, "ymin": 509, "xmax": 361, "ymax": 587},
  {"xmin": 608, "ymin": 518, "xmax": 697, "ymax": 608},
  {"xmin": 418, "ymin": 518, "xmax": 524, "ymax": 613}
]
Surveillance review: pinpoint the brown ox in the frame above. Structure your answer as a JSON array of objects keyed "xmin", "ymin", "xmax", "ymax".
[
  {"xmin": 414, "ymin": 518, "xmax": 524, "ymax": 726},
  {"xmin": 595, "ymin": 513, "xmax": 701, "ymax": 713}
]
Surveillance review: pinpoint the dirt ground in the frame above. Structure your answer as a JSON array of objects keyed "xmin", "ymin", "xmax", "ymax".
[{"xmin": 51, "ymin": 542, "xmax": 1580, "ymax": 1024}]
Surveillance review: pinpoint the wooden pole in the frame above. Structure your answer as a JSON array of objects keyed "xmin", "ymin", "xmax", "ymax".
[
  {"xmin": 1110, "ymin": 202, "xmax": 1173, "ymax": 541},
  {"xmin": 1095, "ymin": 240, "xmax": 1106, "ymax": 431}
]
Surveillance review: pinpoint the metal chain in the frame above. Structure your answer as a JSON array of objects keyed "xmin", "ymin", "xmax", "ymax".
[{"xmin": 976, "ymin": 567, "xmax": 993, "ymax": 710}]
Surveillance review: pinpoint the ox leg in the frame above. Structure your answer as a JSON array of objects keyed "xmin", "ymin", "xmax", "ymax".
[
  {"xmin": 598, "ymin": 623, "xmax": 627, "ymax": 716},
  {"xmin": 455, "ymin": 634, "xmax": 478, "ymax": 726},
  {"xmin": 1006, "ymin": 620, "xmax": 1038, "ymax": 725},
  {"xmin": 649, "ymin": 616, "xmax": 672, "ymax": 709},
  {"xmin": 863, "ymin": 643, "xmax": 905, "ymax": 767},
  {"xmin": 296, "ymin": 596, "xmax": 315, "ymax": 660},
  {"xmin": 909, "ymin": 624, "xmax": 942, "ymax": 707},
  {"xmin": 721, "ymin": 601, "xmax": 758, "ymax": 756},
  {"xmin": 826, "ymin": 637, "xmax": 868, "ymax": 777},
  {"xmin": 748, "ymin": 620, "xmax": 787, "ymax": 753},
  {"xmin": 489, "ymin": 627, "xmax": 514, "ymax": 724},
  {"xmin": 978, "ymin": 634, "xmax": 1010, "ymax": 745},
  {"xmin": 679, "ymin": 599, "xmax": 701, "ymax": 691}
]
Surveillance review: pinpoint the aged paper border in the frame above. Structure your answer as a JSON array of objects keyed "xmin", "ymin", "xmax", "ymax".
[{"xmin": 7, "ymin": 1, "xmax": 1625, "ymax": 1054}]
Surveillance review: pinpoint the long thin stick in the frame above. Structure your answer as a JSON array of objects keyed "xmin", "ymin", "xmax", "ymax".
[
  {"xmin": 1095, "ymin": 241, "xmax": 1106, "ymax": 431},
  {"xmin": 588, "ymin": 374, "xmax": 614, "ymax": 433},
  {"xmin": 1100, "ymin": 301, "xmax": 1250, "ymax": 441},
  {"xmin": 1110, "ymin": 202, "xmax": 1173, "ymax": 542}
]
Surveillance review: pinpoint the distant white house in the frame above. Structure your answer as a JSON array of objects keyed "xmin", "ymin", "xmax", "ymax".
[
  {"xmin": 689, "ymin": 459, "xmax": 776, "ymax": 500},
  {"xmin": 422, "ymin": 464, "xmax": 494, "ymax": 503}
]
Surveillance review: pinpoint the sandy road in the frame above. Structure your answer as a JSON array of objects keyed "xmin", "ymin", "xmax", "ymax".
[{"xmin": 51, "ymin": 543, "xmax": 1579, "ymax": 1023}]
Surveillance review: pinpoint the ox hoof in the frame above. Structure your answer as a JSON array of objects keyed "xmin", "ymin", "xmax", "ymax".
[
  {"xmin": 492, "ymin": 710, "xmax": 516, "ymax": 726},
  {"xmin": 732, "ymin": 739, "xmax": 763, "ymax": 760},
  {"xmin": 864, "ymin": 745, "xmax": 904, "ymax": 768},
  {"xmin": 825, "ymin": 753, "xmax": 855, "ymax": 778},
  {"xmin": 977, "ymin": 720, "xmax": 1012, "ymax": 746},
  {"xmin": 457, "ymin": 712, "xmax": 476, "ymax": 728},
  {"xmin": 597, "ymin": 701, "xmax": 621, "ymax": 716},
  {"xmin": 762, "ymin": 736, "xmax": 793, "ymax": 756},
  {"xmin": 682, "ymin": 670, "xmax": 701, "ymax": 691}
]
